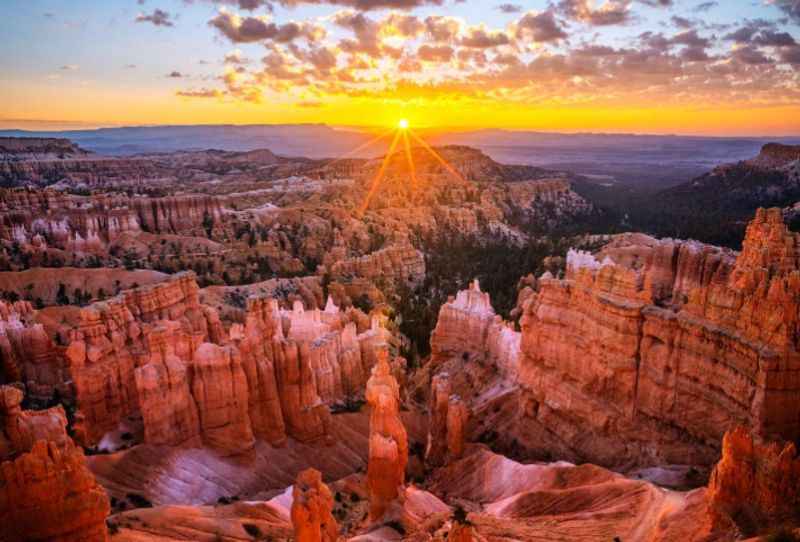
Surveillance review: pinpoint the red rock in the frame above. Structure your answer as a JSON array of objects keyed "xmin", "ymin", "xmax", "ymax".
[
  {"xmin": 514, "ymin": 208, "xmax": 800, "ymax": 467},
  {"xmin": 0, "ymin": 385, "xmax": 109, "ymax": 542},
  {"xmin": 291, "ymin": 468, "xmax": 339, "ymax": 542},
  {"xmin": 192, "ymin": 342, "xmax": 255, "ymax": 455},
  {"xmin": 425, "ymin": 373, "xmax": 469, "ymax": 467},
  {"xmin": 430, "ymin": 280, "xmax": 520, "ymax": 378},
  {"xmin": 366, "ymin": 350, "xmax": 408, "ymax": 521},
  {"xmin": 708, "ymin": 426, "xmax": 800, "ymax": 531}
]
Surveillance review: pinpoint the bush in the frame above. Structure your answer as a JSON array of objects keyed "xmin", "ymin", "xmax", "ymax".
[
  {"xmin": 766, "ymin": 528, "xmax": 800, "ymax": 542},
  {"xmin": 126, "ymin": 493, "xmax": 153, "ymax": 509},
  {"xmin": 242, "ymin": 523, "xmax": 262, "ymax": 538}
]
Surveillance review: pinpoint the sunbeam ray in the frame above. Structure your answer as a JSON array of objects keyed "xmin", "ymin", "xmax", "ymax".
[
  {"xmin": 321, "ymin": 128, "xmax": 395, "ymax": 170},
  {"xmin": 357, "ymin": 130, "xmax": 402, "ymax": 218},
  {"xmin": 408, "ymin": 130, "xmax": 467, "ymax": 184},
  {"xmin": 401, "ymin": 130, "xmax": 418, "ymax": 202}
]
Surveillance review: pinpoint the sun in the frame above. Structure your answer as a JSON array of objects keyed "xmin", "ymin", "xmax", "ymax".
[{"xmin": 398, "ymin": 119, "xmax": 409, "ymax": 130}]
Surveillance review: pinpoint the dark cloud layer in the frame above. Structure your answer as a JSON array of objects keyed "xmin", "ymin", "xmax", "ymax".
[{"xmin": 135, "ymin": 8, "xmax": 174, "ymax": 27}]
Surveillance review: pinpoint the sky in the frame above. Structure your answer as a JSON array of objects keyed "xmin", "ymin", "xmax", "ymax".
[{"xmin": 1, "ymin": 0, "xmax": 799, "ymax": 135}]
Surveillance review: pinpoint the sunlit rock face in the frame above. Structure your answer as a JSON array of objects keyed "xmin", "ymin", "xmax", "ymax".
[
  {"xmin": 516, "ymin": 207, "xmax": 800, "ymax": 467},
  {"xmin": 425, "ymin": 372, "xmax": 468, "ymax": 468},
  {"xmin": 0, "ymin": 188, "xmax": 224, "ymax": 253},
  {"xmin": 708, "ymin": 426, "xmax": 800, "ymax": 533},
  {"xmin": 430, "ymin": 279, "xmax": 520, "ymax": 379},
  {"xmin": 0, "ymin": 299, "xmax": 67, "ymax": 398},
  {"xmin": 0, "ymin": 385, "xmax": 110, "ymax": 542},
  {"xmin": 330, "ymin": 239, "xmax": 426, "ymax": 289},
  {"xmin": 366, "ymin": 351, "xmax": 408, "ymax": 522},
  {"xmin": 0, "ymin": 271, "xmax": 392, "ymax": 454},
  {"xmin": 291, "ymin": 468, "xmax": 338, "ymax": 542}
]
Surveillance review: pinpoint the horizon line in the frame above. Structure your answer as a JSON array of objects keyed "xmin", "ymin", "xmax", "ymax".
[{"xmin": 1, "ymin": 119, "xmax": 799, "ymax": 140}]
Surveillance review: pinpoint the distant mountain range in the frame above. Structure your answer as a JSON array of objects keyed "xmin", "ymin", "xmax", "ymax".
[{"xmin": 1, "ymin": 124, "xmax": 799, "ymax": 190}]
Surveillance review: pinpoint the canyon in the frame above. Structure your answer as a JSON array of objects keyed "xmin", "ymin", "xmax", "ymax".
[{"xmin": 0, "ymin": 134, "xmax": 799, "ymax": 541}]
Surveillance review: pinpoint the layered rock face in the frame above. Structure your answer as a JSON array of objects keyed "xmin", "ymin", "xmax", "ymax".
[
  {"xmin": 0, "ymin": 385, "xmax": 110, "ymax": 542},
  {"xmin": 425, "ymin": 373, "xmax": 468, "ymax": 467},
  {"xmin": 708, "ymin": 426, "xmax": 800, "ymax": 532},
  {"xmin": 516, "ymin": 208, "xmax": 800, "ymax": 467},
  {"xmin": 748, "ymin": 143, "xmax": 800, "ymax": 168},
  {"xmin": 291, "ymin": 468, "xmax": 338, "ymax": 542},
  {"xmin": 0, "ymin": 300, "xmax": 68, "ymax": 396},
  {"xmin": 0, "ymin": 188, "xmax": 224, "ymax": 250},
  {"xmin": 366, "ymin": 351, "xmax": 408, "ymax": 521},
  {"xmin": 430, "ymin": 279, "xmax": 520, "ymax": 378},
  {"xmin": 330, "ymin": 240, "xmax": 425, "ymax": 288},
  {"xmin": 2, "ymin": 272, "xmax": 392, "ymax": 453}
]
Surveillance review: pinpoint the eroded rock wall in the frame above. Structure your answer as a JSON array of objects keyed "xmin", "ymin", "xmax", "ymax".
[
  {"xmin": 708, "ymin": 426, "xmax": 800, "ymax": 532},
  {"xmin": 516, "ymin": 208, "xmax": 800, "ymax": 467},
  {"xmin": 2, "ymin": 272, "xmax": 390, "ymax": 453},
  {"xmin": 0, "ymin": 385, "xmax": 110, "ymax": 542}
]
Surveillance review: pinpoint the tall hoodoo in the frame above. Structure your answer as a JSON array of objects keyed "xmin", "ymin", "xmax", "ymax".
[
  {"xmin": 425, "ymin": 372, "xmax": 469, "ymax": 467},
  {"xmin": 366, "ymin": 349, "xmax": 408, "ymax": 521},
  {"xmin": 291, "ymin": 468, "xmax": 339, "ymax": 542},
  {"xmin": 0, "ymin": 385, "xmax": 110, "ymax": 542}
]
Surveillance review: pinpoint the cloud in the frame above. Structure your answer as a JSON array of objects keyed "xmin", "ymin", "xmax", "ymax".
[
  {"xmin": 772, "ymin": 0, "xmax": 800, "ymax": 24},
  {"xmin": 514, "ymin": 10, "xmax": 568, "ymax": 42},
  {"xmin": 209, "ymin": 10, "xmax": 324, "ymax": 43},
  {"xmin": 557, "ymin": 0, "xmax": 632, "ymax": 26},
  {"xmin": 60, "ymin": 64, "xmax": 79, "ymax": 71},
  {"xmin": 276, "ymin": 0, "xmax": 444, "ymax": 9},
  {"xmin": 424, "ymin": 15, "xmax": 462, "ymax": 42},
  {"xmin": 779, "ymin": 45, "xmax": 800, "ymax": 64},
  {"xmin": 176, "ymin": 88, "xmax": 224, "ymax": 98},
  {"xmin": 731, "ymin": 45, "xmax": 772, "ymax": 65},
  {"xmin": 417, "ymin": 44, "xmax": 454, "ymax": 61},
  {"xmin": 754, "ymin": 30, "xmax": 797, "ymax": 47},
  {"xmin": 671, "ymin": 15, "xmax": 692, "ymax": 29},
  {"xmin": 693, "ymin": 1, "xmax": 717, "ymax": 12},
  {"xmin": 459, "ymin": 26, "xmax": 511, "ymax": 48},
  {"xmin": 175, "ymin": 0, "xmax": 800, "ymax": 115},
  {"xmin": 135, "ymin": 8, "xmax": 174, "ymax": 27},
  {"xmin": 167, "ymin": 71, "xmax": 185, "ymax": 78},
  {"xmin": 224, "ymin": 49, "xmax": 251, "ymax": 64},
  {"xmin": 497, "ymin": 3, "xmax": 522, "ymax": 13}
]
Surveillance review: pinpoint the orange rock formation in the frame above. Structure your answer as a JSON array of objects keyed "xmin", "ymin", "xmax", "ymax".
[
  {"xmin": 1, "ymin": 272, "xmax": 393, "ymax": 453},
  {"xmin": 291, "ymin": 468, "xmax": 339, "ymax": 542},
  {"xmin": 0, "ymin": 385, "xmax": 110, "ymax": 542},
  {"xmin": 426, "ymin": 373, "xmax": 468, "ymax": 467},
  {"xmin": 708, "ymin": 426, "xmax": 800, "ymax": 532},
  {"xmin": 366, "ymin": 350, "xmax": 408, "ymax": 521},
  {"xmin": 515, "ymin": 208, "xmax": 800, "ymax": 466}
]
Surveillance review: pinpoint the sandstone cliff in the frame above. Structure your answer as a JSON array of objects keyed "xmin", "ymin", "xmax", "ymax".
[
  {"xmin": 1, "ymin": 272, "xmax": 393, "ymax": 453},
  {"xmin": 0, "ymin": 385, "xmax": 110, "ymax": 542},
  {"xmin": 430, "ymin": 279, "xmax": 520, "ymax": 379},
  {"xmin": 708, "ymin": 426, "xmax": 800, "ymax": 534},
  {"xmin": 514, "ymin": 208, "xmax": 800, "ymax": 467}
]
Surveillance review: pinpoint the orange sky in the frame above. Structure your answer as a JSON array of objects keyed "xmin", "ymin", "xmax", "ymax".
[{"xmin": 2, "ymin": 1, "xmax": 799, "ymax": 136}]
